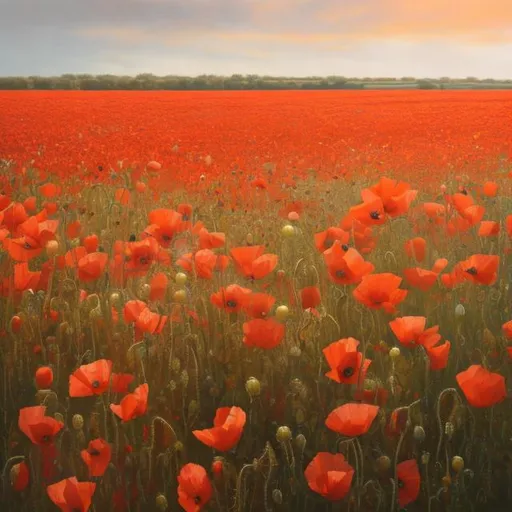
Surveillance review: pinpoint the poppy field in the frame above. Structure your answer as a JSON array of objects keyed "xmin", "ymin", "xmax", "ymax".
[{"xmin": 1, "ymin": 90, "xmax": 512, "ymax": 512}]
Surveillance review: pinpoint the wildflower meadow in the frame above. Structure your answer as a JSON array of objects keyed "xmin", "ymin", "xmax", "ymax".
[{"xmin": 1, "ymin": 90, "xmax": 512, "ymax": 512}]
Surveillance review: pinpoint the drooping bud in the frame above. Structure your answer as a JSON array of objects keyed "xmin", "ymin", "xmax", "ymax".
[
  {"xmin": 276, "ymin": 425, "xmax": 292, "ymax": 443},
  {"xmin": 245, "ymin": 377, "xmax": 261, "ymax": 398}
]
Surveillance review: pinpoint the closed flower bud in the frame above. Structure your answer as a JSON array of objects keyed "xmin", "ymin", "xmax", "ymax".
[
  {"xmin": 455, "ymin": 304, "xmax": 466, "ymax": 318},
  {"xmin": 376, "ymin": 455, "xmax": 391, "ymax": 473},
  {"xmin": 139, "ymin": 283, "xmax": 151, "ymax": 300},
  {"xmin": 272, "ymin": 489, "xmax": 283, "ymax": 504},
  {"xmin": 72, "ymin": 414, "xmax": 84, "ymax": 430},
  {"xmin": 389, "ymin": 347, "xmax": 401, "ymax": 359},
  {"xmin": 295, "ymin": 434, "xmax": 306, "ymax": 451},
  {"xmin": 54, "ymin": 412, "xmax": 64, "ymax": 423},
  {"xmin": 276, "ymin": 425, "xmax": 292, "ymax": 443},
  {"xmin": 421, "ymin": 452, "xmax": 431, "ymax": 465},
  {"xmin": 245, "ymin": 377, "xmax": 261, "ymax": 398},
  {"xmin": 451, "ymin": 456, "xmax": 464, "ymax": 473},
  {"xmin": 46, "ymin": 240, "xmax": 59, "ymax": 256},
  {"xmin": 175, "ymin": 272, "xmax": 187, "ymax": 286},
  {"xmin": 173, "ymin": 289, "xmax": 187, "ymax": 303},
  {"xmin": 109, "ymin": 292, "xmax": 121, "ymax": 305},
  {"xmin": 275, "ymin": 305, "xmax": 289, "ymax": 321},
  {"xmin": 155, "ymin": 494, "xmax": 168, "ymax": 510},
  {"xmin": 413, "ymin": 426, "xmax": 426, "ymax": 443},
  {"xmin": 281, "ymin": 224, "xmax": 296, "ymax": 238}
]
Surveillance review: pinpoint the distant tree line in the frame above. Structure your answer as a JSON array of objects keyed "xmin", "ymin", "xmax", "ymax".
[{"xmin": 0, "ymin": 74, "xmax": 511, "ymax": 90}]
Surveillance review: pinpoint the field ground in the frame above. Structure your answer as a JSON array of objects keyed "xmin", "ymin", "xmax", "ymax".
[{"xmin": 1, "ymin": 91, "xmax": 511, "ymax": 188}]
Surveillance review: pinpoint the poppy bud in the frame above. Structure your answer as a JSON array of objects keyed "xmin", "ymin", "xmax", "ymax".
[
  {"xmin": 54, "ymin": 413, "xmax": 64, "ymax": 423},
  {"xmin": 272, "ymin": 489, "xmax": 283, "ymax": 504},
  {"xmin": 109, "ymin": 292, "xmax": 121, "ymax": 305},
  {"xmin": 175, "ymin": 272, "xmax": 188, "ymax": 286},
  {"xmin": 451, "ymin": 456, "xmax": 464, "ymax": 473},
  {"xmin": 275, "ymin": 305, "xmax": 289, "ymax": 322},
  {"xmin": 455, "ymin": 304, "xmax": 465, "ymax": 318},
  {"xmin": 11, "ymin": 315, "xmax": 22, "ymax": 333},
  {"xmin": 421, "ymin": 452, "xmax": 430, "ymax": 465},
  {"xmin": 287, "ymin": 211, "xmax": 300, "ymax": 222},
  {"xmin": 72, "ymin": 414, "xmax": 84, "ymax": 430},
  {"xmin": 246, "ymin": 233, "xmax": 254, "ymax": 245},
  {"xmin": 281, "ymin": 224, "xmax": 295, "ymax": 238},
  {"xmin": 212, "ymin": 457, "xmax": 224, "ymax": 477},
  {"xmin": 155, "ymin": 494, "xmax": 168, "ymax": 510},
  {"xmin": 295, "ymin": 434, "xmax": 306, "ymax": 450},
  {"xmin": 376, "ymin": 455, "xmax": 391, "ymax": 473},
  {"xmin": 413, "ymin": 426, "xmax": 425, "ymax": 443},
  {"xmin": 389, "ymin": 347, "xmax": 401, "ymax": 359},
  {"xmin": 276, "ymin": 426, "xmax": 292, "ymax": 443},
  {"xmin": 173, "ymin": 289, "xmax": 187, "ymax": 303},
  {"xmin": 245, "ymin": 377, "xmax": 261, "ymax": 398},
  {"xmin": 174, "ymin": 441, "xmax": 184, "ymax": 453},
  {"xmin": 35, "ymin": 366, "xmax": 53, "ymax": 389},
  {"xmin": 277, "ymin": 269, "xmax": 285, "ymax": 279},
  {"xmin": 10, "ymin": 462, "xmax": 29, "ymax": 492},
  {"xmin": 46, "ymin": 240, "xmax": 59, "ymax": 256}
]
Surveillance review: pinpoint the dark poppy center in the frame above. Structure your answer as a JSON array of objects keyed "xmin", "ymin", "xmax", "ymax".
[
  {"xmin": 461, "ymin": 189, "xmax": 468, "ymax": 195},
  {"xmin": 335, "ymin": 270, "xmax": 346, "ymax": 278},
  {"xmin": 91, "ymin": 380, "xmax": 100, "ymax": 389},
  {"xmin": 341, "ymin": 244, "xmax": 349, "ymax": 251},
  {"xmin": 41, "ymin": 435, "xmax": 51, "ymax": 444},
  {"xmin": 324, "ymin": 239, "xmax": 334, "ymax": 249},
  {"xmin": 162, "ymin": 235, "xmax": 171, "ymax": 242},
  {"xmin": 139, "ymin": 257, "xmax": 149, "ymax": 265},
  {"xmin": 226, "ymin": 300, "xmax": 237, "ymax": 308},
  {"xmin": 465, "ymin": 266, "xmax": 478, "ymax": 275},
  {"xmin": 370, "ymin": 211, "xmax": 380, "ymax": 220},
  {"xmin": 182, "ymin": 214, "xmax": 190, "ymax": 221},
  {"xmin": 88, "ymin": 448, "xmax": 101, "ymax": 456},
  {"xmin": 194, "ymin": 496, "xmax": 201, "ymax": 504},
  {"xmin": 397, "ymin": 479, "xmax": 404, "ymax": 489},
  {"xmin": 129, "ymin": 234, "xmax": 136, "ymax": 242},
  {"xmin": 24, "ymin": 242, "xmax": 32, "ymax": 249},
  {"xmin": 342, "ymin": 367, "xmax": 354, "ymax": 378}
]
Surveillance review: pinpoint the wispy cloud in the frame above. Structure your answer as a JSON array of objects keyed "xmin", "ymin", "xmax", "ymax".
[{"xmin": 0, "ymin": 0, "xmax": 511, "ymax": 76}]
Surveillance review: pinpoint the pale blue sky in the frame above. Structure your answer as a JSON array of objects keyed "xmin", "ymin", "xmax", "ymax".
[{"xmin": 1, "ymin": 0, "xmax": 511, "ymax": 77}]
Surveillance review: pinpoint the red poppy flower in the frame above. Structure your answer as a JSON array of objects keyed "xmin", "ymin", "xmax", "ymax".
[
  {"xmin": 353, "ymin": 273, "xmax": 407, "ymax": 313},
  {"xmin": 81, "ymin": 438, "xmax": 111, "ymax": 477},
  {"xmin": 323, "ymin": 244, "xmax": 374, "ymax": 286},
  {"xmin": 242, "ymin": 293, "xmax": 276, "ymax": 318},
  {"xmin": 198, "ymin": 228, "xmax": 225, "ymax": 250},
  {"xmin": 110, "ymin": 383, "xmax": 149, "ymax": 422},
  {"xmin": 177, "ymin": 463, "xmax": 213, "ymax": 512},
  {"xmin": 300, "ymin": 286, "xmax": 322, "ymax": 310},
  {"xmin": 404, "ymin": 237, "xmax": 426, "ymax": 262},
  {"xmin": 325, "ymin": 403, "xmax": 379, "ymax": 437},
  {"xmin": 194, "ymin": 249, "xmax": 218, "ymax": 279},
  {"xmin": 111, "ymin": 373, "xmax": 135, "ymax": 393},
  {"xmin": 314, "ymin": 227, "xmax": 350, "ymax": 253},
  {"xmin": 69, "ymin": 359, "xmax": 112, "ymax": 397},
  {"xmin": 11, "ymin": 461, "xmax": 30, "ymax": 492},
  {"xmin": 35, "ymin": 366, "xmax": 53, "ymax": 389},
  {"xmin": 193, "ymin": 406, "xmax": 246, "ymax": 451},
  {"xmin": 456, "ymin": 254, "xmax": 499, "ymax": 285},
  {"xmin": 362, "ymin": 177, "xmax": 417, "ymax": 217},
  {"xmin": 77, "ymin": 252, "xmax": 109, "ymax": 282},
  {"xmin": 230, "ymin": 245, "xmax": 278, "ymax": 280},
  {"xmin": 210, "ymin": 284, "xmax": 252, "ymax": 313},
  {"xmin": 146, "ymin": 208, "xmax": 184, "ymax": 247},
  {"xmin": 46, "ymin": 477, "xmax": 96, "ymax": 512},
  {"xmin": 149, "ymin": 272, "xmax": 169, "ymax": 302},
  {"xmin": 123, "ymin": 300, "xmax": 167, "ymax": 336},
  {"xmin": 503, "ymin": 320, "xmax": 512, "ymax": 339},
  {"xmin": 323, "ymin": 337, "xmax": 371, "ymax": 384},
  {"xmin": 456, "ymin": 365, "xmax": 506, "ymax": 408},
  {"xmin": 304, "ymin": 452, "xmax": 354, "ymax": 501},
  {"xmin": 397, "ymin": 459, "xmax": 420, "ymax": 507},
  {"xmin": 478, "ymin": 221, "xmax": 500, "ymax": 237},
  {"xmin": 426, "ymin": 341, "xmax": 451, "ymax": 370},
  {"xmin": 243, "ymin": 318, "xmax": 285, "ymax": 350},
  {"xmin": 83, "ymin": 234, "xmax": 99, "ymax": 253},
  {"xmin": 389, "ymin": 317, "xmax": 441, "ymax": 349},
  {"xmin": 482, "ymin": 181, "xmax": 498, "ymax": 197},
  {"xmin": 18, "ymin": 406, "xmax": 63, "ymax": 445},
  {"xmin": 343, "ymin": 196, "xmax": 387, "ymax": 227}
]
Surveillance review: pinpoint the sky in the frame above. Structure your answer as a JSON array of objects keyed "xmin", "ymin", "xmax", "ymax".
[{"xmin": 1, "ymin": 0, "xmax": 511, "ymax": 78}]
